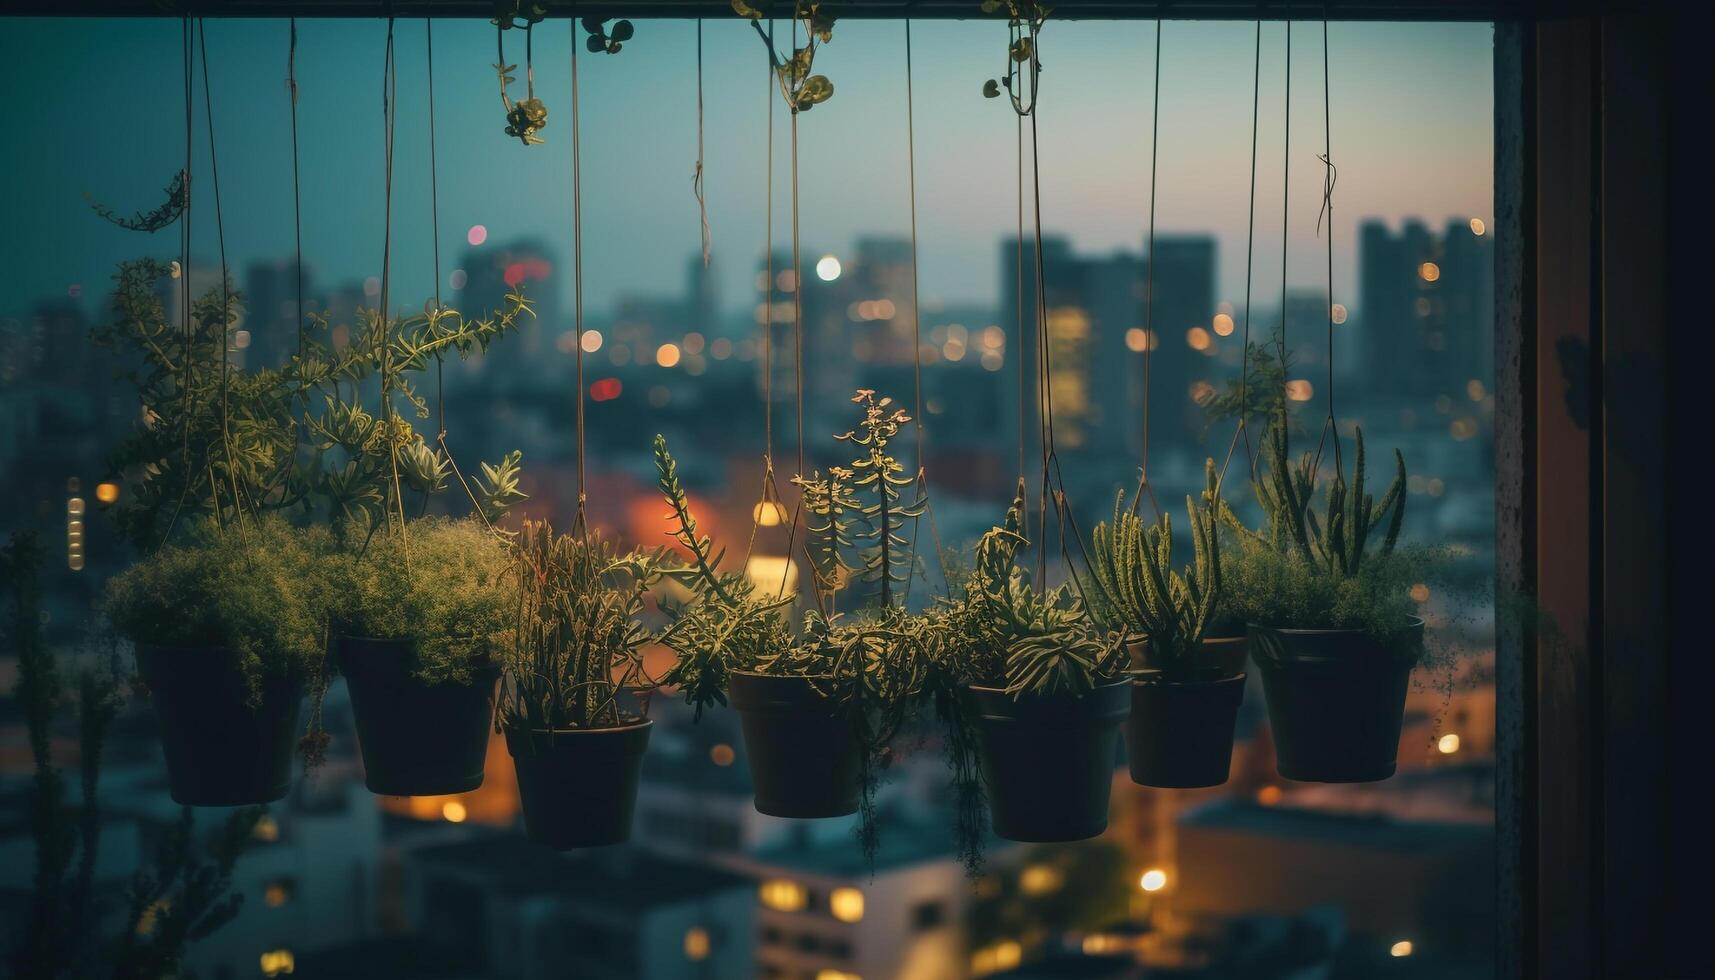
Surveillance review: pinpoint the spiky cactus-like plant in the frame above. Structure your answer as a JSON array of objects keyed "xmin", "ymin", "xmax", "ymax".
[
  {"xmin": 1237, "ymin": 405, "xmax": 1406, "ymax": 578},
  {"xmin": 1089, "ymin": 476, "xmax": 1222, "ymax": 679}
]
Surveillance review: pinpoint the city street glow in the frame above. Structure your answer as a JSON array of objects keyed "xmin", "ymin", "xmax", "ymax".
[
  {"xmin": 829, "ymin": 887, "xmax": 865, "ymax": 923},
  {"xmin": 754, "ymin": 499, "xmax": 788, "ymax": 526},
  {"xmin": 1286, "ymin": 379, "xmax": 1314, "ymax": 401},
  {"xmin": 1419, "ymin": 261, "xmax": 1441, "ymax": 282},
  {"xmin": 1438, "ymin": 733, "xmax": 1461, "ymax": 754},
  {"xmin": 95, "ymin": 482, "xmax": 120, "ymax": 504},
  {"xmin": 1212, "ymin": 312, "xmax": 1235, "ymax": 336},
  {"xmin": 1332, "ymin": 303, "xmax": 1349, "ymax": 324},
  {"xmin": 1140, "ymin": 869, "xmax": 1168, "ymax": 892},
  {"xmin": 581, "ymin": 329, "xmax": 603, "ymax": 353},
  {"xmin": 467, "ymin": 224, "xmax": 488, "ymax": 246},
  {"xmin": 1186, "ymin": 327, "xmax": 1212, "ymax": 351},
  {"xmin": 709, "ymin": 743, "xmax": 735, "ymax": 766},
  {"xmin": 1470, "ymin": 217, "xmax": 1487, "ymax": 236},
  {"xmin": 260, "ymin": 949, "xmax": 295, "ymax": 977},
  {"xmin": 441, "ymin": 801, "xmax": 467, "ymax": 823},
  {"xmin": 816, "ymin": 255, "xmax": 842, "ymax": 281},
  {"xmin": 656, "ymin": 343, "xmax": 682, "ymax": 368},
  {"xmin": 1019, "ymin": 864, "xmax": 1062, "ymax": 895},
  {"xmin": 1391, "ymin": 940, "xmax": 1414, "ymax": 958}
]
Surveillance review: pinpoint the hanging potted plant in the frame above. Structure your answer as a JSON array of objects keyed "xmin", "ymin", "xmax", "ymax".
[
  {"xmin": 1220, "ymin": 410, "xmax": 1433, "ymax": 783},
  {"xmin": 1088, "ymin": 467, "xmax": 1245, "ymax": 789},
  {"xmin": 299, "ymin": 289, "xmax": 532, "ymax": 794},
  {"xmin": 102, "ymin": 518, "xmax": 323, "ymax": 805},
  {"xmin": 93, "ymin": 260, "xmax": 323, "ymax": 805},
  {"xmin": 329, "ymin": 516, "xmax": 518, "ymax": 796},
  {"xmin": 655, "ymin": 394, "xmax": 930, "ymax": 839},
  {"xmin": 933, "ymin": 488, "xmax": 1129, "ymax": 842},
  {"xmin": 500, "ymin": 520, "xmax": 664, "ymax": 848}
]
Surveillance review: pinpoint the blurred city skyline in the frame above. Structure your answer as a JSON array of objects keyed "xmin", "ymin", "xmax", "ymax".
[{"xmin": 0, "ymin": 17, "xmax": 1492, "ymax": 326}]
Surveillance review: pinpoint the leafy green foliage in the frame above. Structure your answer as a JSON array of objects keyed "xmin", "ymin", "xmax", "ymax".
[
  {"xmin": 935, "ymin": 488, "xmax": 1124, "ymax": 698},
  {"xmin": 740, "ymin": 0, "xmax": 838, "ymax": 113},
  {"xmin": 980, "ymin": 0, "xmax": 1051, "ymax": 115},
  {"xmin": 1199, "ymin": 328, "xmax": 1298, "ymax": 435},
  {"xmin": 581, "ymin": 16, "xmax": 635, "ymax": 54},
  {"xmin": 502, "ymin": 521, "xmax": 667, "ymax": 732},
  {"xmin": 653, "ymin": 436, "xmax": 794, "ymax": 718},
  {"xmin": 493, "ymin": 2, "xmax": 549, "ymax": 145},
  {"xmin": 101, "ymin": 518, "xmax": 326, "ymax": 701},
  {"xmin": 793, "ymin": 390, "xmax": 927, "ymax": 614},
  {"xmin": 92, "ymin": 259, "xmax": 298, "ymax": 551},
  {"xmin": 1089, "ymin": 468, "xmax": 1224, "ymax": 678},
  {"xmin": 86, "ymin": 170, "xmax": 187, "ymax": 233},
  {"xmin": 329, "ymin": 517, "xmax": 517, "ymax": 684}
]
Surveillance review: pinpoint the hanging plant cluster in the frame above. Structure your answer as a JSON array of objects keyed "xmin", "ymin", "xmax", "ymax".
[{"xmin": 84, "ymin": 9, "xmax": 1462, "ymax": 876}]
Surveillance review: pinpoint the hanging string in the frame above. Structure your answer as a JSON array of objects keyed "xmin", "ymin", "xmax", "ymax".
[
  {"xmin": 289, "ymin": 19, "xmax": 305, "ymax": 403},
  {"xmin": 1274, "ymin": 20, "xmax": 1292, "ymax": 466},
  {"xmin": 198, "ymin": 19, "xmax": 245, "ymax": 537},
  {"xmin": 1014, "ymin": 114, "xmax": 1027, "ymax": 492},
  {"xmin": 1216, "ymin": 18, "xmax": 1264, "ymax": 491},
  {"xmin": 162, "ymin": 15, "xmax": 196, "ymax": 549},
  {"xmin": 570, "ymin": 16, "xmax": 588, "ymax": 537},
  {"xmin": 1130, "ymin": 17, "xmax": 1163, "ymax": 520},
  {"xmin": 777, "ymin": 14, "xmax": 808, "ymax": 600},
  {"xmin": 744, "ymin": 17, "xmax": 781, "ymax": 569},
  {"xmin": 1310, "ymin": 8, "xmax": 1343, "ymax": 478},
  {"xmin": 693, "ymin": 19, "xmax": 711, "ymax": 268},
  {"xmin": 427, "ymin": 16, "xmax": 445, "ymax": 437},
  {"xmin": 378, "ymin": 17, "xmax": 409, "ymax": 540},
  {"xmin": 901, "ymin": 16, "xmax": 950, "ymax": 596}
]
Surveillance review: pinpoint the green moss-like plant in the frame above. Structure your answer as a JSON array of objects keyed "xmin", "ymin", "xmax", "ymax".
[
  {"xmin": 101, "ymin": 518, "xmax": 324, "ymax": 702},
  {"xmin": 329, "ymin": 516, "xmax": 516, "ymax": 684}
]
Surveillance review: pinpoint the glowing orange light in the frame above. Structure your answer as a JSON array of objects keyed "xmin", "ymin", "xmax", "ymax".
[
  {"xmin": 95, "ymin": 482, "xmax": 120, "ymax": 504},
  {"xmin": 1212, "ymin": 313, "xmax": 1235, "ymax": 336},
  {"xmin": 1419, "ymin": 261, "xmax": 1441, "ymax": 282},
  {"xmin": 656, "ymin": 343, "xmax": 682, "ymax": 368},
  {"xmin": 709, "ymin": 743, "xmax": 735, "ymax": 766},
  {"xmin": 1186, "ymin": 327, "xmax": 1212, "ymax": 351}
]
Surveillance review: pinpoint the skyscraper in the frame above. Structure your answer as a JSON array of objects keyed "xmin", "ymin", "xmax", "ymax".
[{"xmin": 1356, "ymin": 218, "xmax": 1493, "ymax": 407}]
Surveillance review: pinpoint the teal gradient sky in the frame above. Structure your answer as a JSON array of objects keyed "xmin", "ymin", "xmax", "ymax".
[{"xmin": 0, "ymin": 16, "xmax": 1493, "ymax": 324}]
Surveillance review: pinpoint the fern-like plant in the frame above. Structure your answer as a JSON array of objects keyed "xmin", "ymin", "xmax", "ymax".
[
  {"xmin": 1089, "ymin": 479, "xmax": 1224, "ymax": 680},
  {"xmin": 653, "ymin": 435, "xmax": 795, "ymax": 717}
]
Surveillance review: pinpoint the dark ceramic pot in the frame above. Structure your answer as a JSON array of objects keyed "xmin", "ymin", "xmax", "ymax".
[
  {"xmin": 338, "ymin": 636, "xmax": 501, "ymax": 796},
  {"xmin": 505, "ymin": 721, "xmax": 652, "ymax": 849},
  {"xmin": 1249, "ymin": 617, "xmax": 1424, "ymax": 783},
  {"xmin": 966, "ymin": 680, "xmax": 1130, "ymax": 842},
  {"xmin": 1126, "ymin": 667, "xmax": 1247, "ymax": 788},
  {"xmin": 1127, "ymin": 634, "xmax": 1249, "ymax": 678},
  {"xmin": 135, "ymin": 645, "xmax": 303, "ymax": 806},
  {"xmin": 727, "ymin": 671, "xmax": 861, "ymax": 818}
]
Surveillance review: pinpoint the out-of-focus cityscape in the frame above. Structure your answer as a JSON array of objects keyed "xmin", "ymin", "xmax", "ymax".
[{"xmin": 3, "ymin": 206, "xmax": 1497, "ymax": 978}]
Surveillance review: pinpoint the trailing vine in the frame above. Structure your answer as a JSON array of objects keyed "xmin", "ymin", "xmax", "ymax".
[
  {"xmin": 493, "ymin": 1, "xmax": 548, "ymax": 145},
  {"xmin": 87, "ymin": 170, "xmax": 187, "ymax": 233},
  {"xmin": 735, "ymin": 0, "xmax": 837, "ymax": 113},
  {"xmin": 980, "ymin": 0, "xmax": 1048, "ymax": 114}
]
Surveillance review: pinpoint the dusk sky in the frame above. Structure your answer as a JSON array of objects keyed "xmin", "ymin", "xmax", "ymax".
[{"xmin": 0, "ymin": 16, "xmax": 1492, "ymax": 325}]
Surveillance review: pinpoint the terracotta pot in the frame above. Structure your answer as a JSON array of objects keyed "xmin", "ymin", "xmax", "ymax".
[
  {"xmin": 966, "ymin": 680, "xmax": 1130, "ymax": 842},
  {"xmin": 135, "ymin": 645, "xmax": 303, "ymax": 806},
  {"xmin": 338, "ymin": 636, "xmax": 500, "ymax": 796},
  {"xmin": 728, "ymin": 671, "xmax": 861, "ymax": 818},
  {"xmin": 505, "ymin": 721, "xmax": 652, "ymax": 848},
  {"xmin": 1126, "ymin": 668, "xmax": 1246, "ymax": 788},
  {"xmin": 1249, "ymin": 618, "xmax": 1424, "ymax": 782}
]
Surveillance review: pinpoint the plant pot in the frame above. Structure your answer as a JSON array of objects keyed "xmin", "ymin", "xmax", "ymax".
[
  {"xmin": 727, "ymin": 671, "xmax": 861, "ymax": 818},
  {"xmin": 1127, "ymin": 634, "xmax": 1249, "ymax": 677},
  {"xmin": 338, "ymin": 636, "xmax": 501, "ymax": 796},
  {"xmin": 505, "ymin": 721, "xmax": 652, "ymax": 849},
  {"xmin": 1249, "ymin": 618, "xmax": 1424, "ymax": 783},
  {"xmin": 134, "ymin": 645, "xmax": 304, "ymax": 806},
  {"xmin": 1126, "ymin": 668, "xmax": 1247, "ymax": 788},
  {"xmin": 966, "ymin": 680, "xmax": 1130, "ymax": 842}
]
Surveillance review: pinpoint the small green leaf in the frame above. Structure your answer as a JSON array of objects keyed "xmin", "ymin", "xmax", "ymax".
[
  {"xmin": 610, "ymin": 19, "xmax": 634, "ymax": 41},
  {"xmin": 982, "ymin": 78, "xmax": 1001, "ymax": 98}
]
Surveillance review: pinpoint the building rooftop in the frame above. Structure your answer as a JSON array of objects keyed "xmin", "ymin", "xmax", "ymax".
[
  {"xmin": 1180, "ymin": 799, "xmax": 1490, "ymax": 853},
  {"xmin": 409, "ymin": 832, "xmax": 752, "ymax": 911}
]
